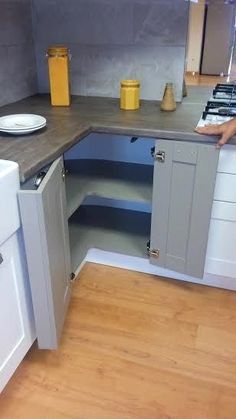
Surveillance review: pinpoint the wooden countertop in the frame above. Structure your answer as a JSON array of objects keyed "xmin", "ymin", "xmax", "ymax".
[{"xmin": 0, "ymin": 86, "xmax": 233, "ymax": 182}]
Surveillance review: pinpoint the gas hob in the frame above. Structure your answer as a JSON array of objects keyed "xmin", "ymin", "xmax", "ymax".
[{"xmin": 197, "ymin": 83, "xmax": 236, "ymax": 128}]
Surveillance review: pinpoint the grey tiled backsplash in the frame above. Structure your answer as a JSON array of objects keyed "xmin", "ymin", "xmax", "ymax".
[
  {"xmin": 0, "ymin": 0, "xmax": 189, "ymax": 105},
  {"xmin": 0, "ymin": 0, "xmax": 37, "ymax": 106},
  {"xmin": 33, "ymin": 0, "xmax": 189, "ymax": 102}
]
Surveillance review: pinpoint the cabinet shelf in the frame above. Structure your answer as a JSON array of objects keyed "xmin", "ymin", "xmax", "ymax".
[
  {"xmin": 69, "ymin": 205, "xmax": 151, "ymax": 273},
  {"xmin": 65, "ymin": 159, "xmax": 153, "ymax": 218}
]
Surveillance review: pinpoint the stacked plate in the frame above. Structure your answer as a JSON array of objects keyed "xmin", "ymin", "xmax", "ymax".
[{"xmin": 0, "ymin": 114, "xmax": 47, "ymax": 135}]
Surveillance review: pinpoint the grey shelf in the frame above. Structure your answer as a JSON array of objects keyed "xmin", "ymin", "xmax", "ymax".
[
  {"xmin": 69, "ymin": 205, "xmax": 151, "ymax": 273},
  {"xmin": 65, "ymin": 159, "xmax": 153, "ymax": 218}
]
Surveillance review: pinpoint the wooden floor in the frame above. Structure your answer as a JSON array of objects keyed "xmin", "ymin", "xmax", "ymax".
[
  {"xmin": 185, "ymin": 72, "xmax": 229, "ymax": 86},
  {"xmin": 1, "ymin": 263, "xmax": 236, "ymax": 419}
]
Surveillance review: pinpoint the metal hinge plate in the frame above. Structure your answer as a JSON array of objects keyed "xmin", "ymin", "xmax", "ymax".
[
  {"xmin": 147, "ymin": 241, "xmax": 160, "ymax": 259},
  {"xmin": 70, "ymin": 272, "xmax": 76, "ymax": 282},
  {"xmin": 151, "ymin": 148, "xmax": 165, "ymax": 162},
  {"xmin": 149, "ymin": 249, "xmax": 160, "ymax": 258},
  {"xmin": 155, "ymin": 151, "xmax": 165, "ymax": 163}
]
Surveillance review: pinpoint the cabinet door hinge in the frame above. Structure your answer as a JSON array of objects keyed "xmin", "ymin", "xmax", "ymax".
[
  {"xmin": 150, "ymin": 148, "xmax": 165, "ymax": 162},
  {"xmin": 149, "ymin": 249, "xmax": 160, "ymax": 258},
  {"xmin": 70, "ymin": 272, "xmax": 76, "ymax": 282},
  {"xmin": 62, "ymin": 168, "xmax": 68, "ymax": 182},
  {"xmin": 147, "ymin": 241, "xmax": 160, "ymax": 259},
  {"xmin": 155, "ymin": 151, "xmax": 165, "ymax": 162}
]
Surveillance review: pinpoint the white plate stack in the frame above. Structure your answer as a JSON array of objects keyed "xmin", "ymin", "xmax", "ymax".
[{"xmin": 0, "ymin": 114, "xmax": 47, "ymax": 135}]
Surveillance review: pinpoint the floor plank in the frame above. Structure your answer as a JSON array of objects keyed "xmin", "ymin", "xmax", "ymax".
[
  {"xmin": 185, "ymin": 72, "xmax": 229, "ymax": 86},
  {"xmin": 1, "ymin": 263, "xmax": 236, "ymax": 419}
]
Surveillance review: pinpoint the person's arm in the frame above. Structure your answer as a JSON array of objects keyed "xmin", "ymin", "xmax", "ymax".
[{"xmin": 195, "ymin": 118, "xmax": 236, "ymax": 148}]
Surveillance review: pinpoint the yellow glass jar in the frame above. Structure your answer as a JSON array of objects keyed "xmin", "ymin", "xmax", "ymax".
[
  {"xmin": 120, "ymin": 80, "xmax": 140, "ymax": 110},
  {"xmin": 47, "ymin": 46, "xmax": 70, "ymax": 106}
]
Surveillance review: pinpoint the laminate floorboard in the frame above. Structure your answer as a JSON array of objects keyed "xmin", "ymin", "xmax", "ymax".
[
  {"xmin": 1, "ymin": 263, "xmax": 236, "ymax": 419},
  {"xmin": 185, "ymin": 72, "xmax": 229, "ymax": 86}
]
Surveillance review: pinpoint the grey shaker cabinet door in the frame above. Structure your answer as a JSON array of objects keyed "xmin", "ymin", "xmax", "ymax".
[
  {"xmin": 18, "ymin": 157, "xmax": 72, "ymax": 349},
  {"xmin": 150, "ymin": 140, "xmax": 219, "ymax": 279}
]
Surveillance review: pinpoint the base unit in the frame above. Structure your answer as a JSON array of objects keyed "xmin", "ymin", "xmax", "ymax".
[
  {"xmin": 0, "ymin": 232, "xmax": 35, "ymax": 392},
  {"xmin": 205, "ymin": 145, "xmax": 236, "ymax": 280},
  {"xmin": 18, "ymin": 137, "xmax": 221, "ymax": 352}
]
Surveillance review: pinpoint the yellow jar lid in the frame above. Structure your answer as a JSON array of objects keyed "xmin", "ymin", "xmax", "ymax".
[
  {"xmin": 121, "ymin": 80, "xmax": 140, "ymax": 88},
  {"xmin": 47, "ymin": 45, "xmax": 69, "ymax": 57}
]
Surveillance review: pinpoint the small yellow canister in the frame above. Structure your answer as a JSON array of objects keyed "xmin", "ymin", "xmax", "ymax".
[
  {"xmin": 120, "ymin": 80, "xmax": 140, "ymax": 110},
  {"xmin": 47, "ymin": 46, "xmax": 71, "ymax": 106}
]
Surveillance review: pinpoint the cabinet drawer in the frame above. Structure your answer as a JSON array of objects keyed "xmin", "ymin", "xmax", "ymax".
[
  {"xmin": 211, "ymin": 201, "xmax": 236, "ymax": 222},
  {"xmin": 205, "ymin": 218, "xmax": 236, "ymax": 278},
  {"xmin": 206, "ymin": 201, "xmax": 236, "ymax": 278},
  {"xmin": 209, "ymin": 211, "xmax": 236, "ymax": 261},
  {"xmin": 218, "ymin": 145, "xmax": 236, "ymax": 174},
  {"xmin": 214, "ymin": 173, "xmax": 236, "ymax": 203}
]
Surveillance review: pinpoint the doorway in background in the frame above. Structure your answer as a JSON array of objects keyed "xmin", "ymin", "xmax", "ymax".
[
  {"xmin": 186, "ymin": 0, "xmax": 236, "ymax": 84},
  {"xmin": 200, "ymin": 0, "xmax": 235, "ymax": 76}
]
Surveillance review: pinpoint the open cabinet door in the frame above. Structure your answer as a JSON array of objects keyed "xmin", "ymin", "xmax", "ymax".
[
  {"xmin": 18, "ymin": 157, "xmax": 72, "ymax": 349},
  {"xmin": 150, "ymin": 140, "xmax": 219, "ymax": 279}
]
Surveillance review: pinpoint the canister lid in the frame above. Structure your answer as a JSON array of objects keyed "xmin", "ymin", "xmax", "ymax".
[
  {"xmin": 47, "ymin": 46, "xmax": 69, "ymax": 57},
  {"xmin": 121, "ymin": 80, "xmax": 140, "ymax": 88}
]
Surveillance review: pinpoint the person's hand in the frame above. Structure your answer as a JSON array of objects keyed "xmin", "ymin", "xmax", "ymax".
[{"xmin": 195, "ymin": 118, "xmax": 236, "ymax": 148}]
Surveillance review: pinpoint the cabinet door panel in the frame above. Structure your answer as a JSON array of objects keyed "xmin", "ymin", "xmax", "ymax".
[
  {"xmin": 150, "ymin": 140, "xmax": 219, "ymax": 279},
  {"xmin": 18, "ymin": 158, "xmax": 71, "ymax": 349}
]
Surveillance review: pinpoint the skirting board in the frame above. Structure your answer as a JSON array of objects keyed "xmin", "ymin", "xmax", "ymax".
[{"xmin": 74, "ymin": 248, "xmax": 236, "ymax": 292}]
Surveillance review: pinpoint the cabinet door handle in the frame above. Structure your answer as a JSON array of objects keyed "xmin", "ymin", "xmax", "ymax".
[{"xmin": 0, "ymin": 253, "xmax": 3, "ymax": 265}]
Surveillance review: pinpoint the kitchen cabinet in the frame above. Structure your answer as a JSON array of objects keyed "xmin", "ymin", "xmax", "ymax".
[
  {"xmin": 19, "ymin": 138, "xmax": 219, "ymax": 350},
  {"xmin": 18, "ymin": 157, "xmax": 72, "ymax": 350},
  {"xmin": 0, "ymin": 233, "xmax": 35, "ymax": 392},
  {"xmin": 205, "ymin": 145, "xmax": 236, "ymax": 279},
  {"xmin": 150, "ymin": 140, "xmax": 219, "ymax": 278}
]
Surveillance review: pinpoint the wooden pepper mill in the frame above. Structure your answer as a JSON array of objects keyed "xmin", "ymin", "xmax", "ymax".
[{"xmin": 160, "ymin": 83, "xmax": 176, "ymax": 112}]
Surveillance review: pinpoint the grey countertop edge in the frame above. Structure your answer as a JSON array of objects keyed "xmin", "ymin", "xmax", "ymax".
[
  {"xmin": 20, "ymin": 126, "xmax": 92, "ymax": 182},
  {"xmin": 20, "ymin": 124, "xmax": 236, "ymax": 183},
  {"xmin": 91, "ymin": 123, "xmax": 235, "ymax": 144}
]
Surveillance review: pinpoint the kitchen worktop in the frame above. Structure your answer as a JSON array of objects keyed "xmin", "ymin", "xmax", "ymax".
[{"xmin": 0, "ymin": 86, "xmax": 234, "ymax": 182}]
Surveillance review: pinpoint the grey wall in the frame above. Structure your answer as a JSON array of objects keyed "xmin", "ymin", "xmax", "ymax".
[
  {"xmin": 0, "ymin": 0, "xmax": 37, "ymax": 106},
  {"xmin": 32, "ymin": 0, "xmax": 189, "ymax": 102}
]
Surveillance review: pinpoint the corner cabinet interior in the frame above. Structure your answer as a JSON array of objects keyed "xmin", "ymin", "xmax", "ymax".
[
  {"xmin": 18, "ymin": 157, "xmax": 72, "ymax": 350},
  {"xmin": 65, "ymin": 158, "xmax": 153, "ymax": 273},
  {"xmin": 18, "ymin": 136, "xmax": 219, "ymax": 350}
]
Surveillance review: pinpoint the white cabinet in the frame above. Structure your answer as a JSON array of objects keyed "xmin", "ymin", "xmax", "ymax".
[
  {"xmin": 205, "ymin": 145, "xmax": 236, "ymax": 279},
  {"xmin": 0, "ymin": 232, "xmax": 35, "ymax": 392}
]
